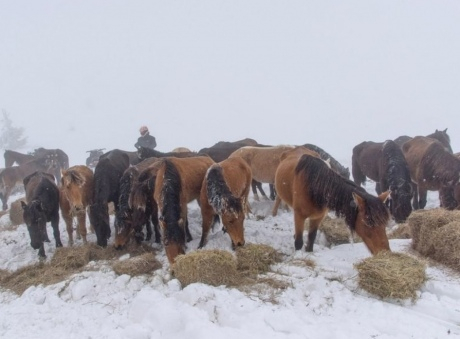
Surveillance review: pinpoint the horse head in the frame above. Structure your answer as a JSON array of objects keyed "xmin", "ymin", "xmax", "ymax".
[{"xmin": 21, "ymin": 200, "xmax": 49, "ymax": 252}]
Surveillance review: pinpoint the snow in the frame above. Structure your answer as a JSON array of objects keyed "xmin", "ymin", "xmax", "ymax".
[{"xmin": 0, "ymin": 180, "xmax": 459, "ymax": 339}]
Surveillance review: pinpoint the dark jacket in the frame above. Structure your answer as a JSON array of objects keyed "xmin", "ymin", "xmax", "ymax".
[{"xmin": 135, "ymin": 132, "xmax": 157, "ymax": 150}]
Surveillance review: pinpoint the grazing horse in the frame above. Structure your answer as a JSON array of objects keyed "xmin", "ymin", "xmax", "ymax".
[
  {"xmin": 4, "ymin": 150, "xmax": 34, "ymax": 168},
  {"xmin": 0, "ymin": 156, "xmax": 57, "ymax": 210},
  {"xmin": 154, "ymin": 156, "xmax": 215, "ymax": 264},
  {"xmin": 198, "ymin": 138, "xmax": 271, "ymax": 201},
  {"xmin": 402, "ymin": 136, "xmax": 460, "ymax": 210},
  {"xmin": 394, "ymin": 128, "xmax": 452, "ymax": 153},
  {"xmin": 302, "ymin": 143, "xmax": 350, "ymax": 179},
  {"xmin": 199, "ymin": 157, "xmax": 252, "ymax": 249},
  {"xmin": 21, "ymin": 172, "xmax": 62, "ymax": 258},
  {"xmin": 351, "ymin": 140, "xmax": 413, "ymax": 222},
  {"xmin": 60, "ymin": 165, "xmax": 94, "ymax": 245},
  {"xmin": 275, "ymin": 154, "xmax": 390, "ymax": 255},
  {"xmin": 89, "ymin": 149, "xmax": 130, "ymax": 247},
  {"xmin": 113, "ymin": 157, "xmax": 162, "ymax": 249}
]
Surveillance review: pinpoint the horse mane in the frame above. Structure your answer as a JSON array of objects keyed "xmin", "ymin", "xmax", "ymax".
[
  {"xmin": 160, "ymin": 159, "xmax": 184, "ymax": 243},
  {"xmin": 382, "ymin": 140, "xmax": 412, "ymax": 192},
  {"xmin": 426, "ymin": 129, "xmax": 452, "ymax": 153},
  {"xmin": 295, "ymin": 155, "xmax": 388, "ymax": 229},
  {"xmin": 206, "ymin": 165, "xmax": 242, "ymax": 214},
  {"xmin": 303, "ymin": 143, "xmax": 350, "ymax": 179},
  {"xmin": 62, "ymin": 168, "xmax": 85, "ymax": 187},
  {"xmin": 421, "ymin": 142, "xmax": 460, "ymax": 184}
]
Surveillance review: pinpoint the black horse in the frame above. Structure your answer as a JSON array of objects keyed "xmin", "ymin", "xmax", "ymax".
[
  {"xmin": 89, "ymin": 149, "xmax": 130, "ymax": 247},
  {"xmin": 352, "ymin": 140, "xmax": 413, "ymax": 222},
  {"xmin": 21, "ymin": 171, "xmax": 62, "ymax": 258}
]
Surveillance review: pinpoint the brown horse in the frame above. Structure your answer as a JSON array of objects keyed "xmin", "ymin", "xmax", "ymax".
[
  {"xmin": 271, "ymin": 146, "xmax": 322, "ymax": 217},
  {"xmin": 4, "ymin": 150, "xmax": 34, "ymax": 167},
  {"xmin": 394, "ymin": 128, "xmax": 452, "ymax": 153},
  {"xmin": 402, "ymin": 136, "xmax": 460, "ymax": 210},
  {"xmin": 113, "ymin": 157, "xmax": 161, "ymax": 249},
  {"xmin": 171, "ymin": 147, "xmax": 192, "ymax": 153},
  {"xmin": 21, "ymin": 171, "xmax": 62, "ymax": 258},
  {"xmin": 0, "ymin": 156, "xmax": 57, "ymax": 210},
  {"xmin": 352, "ymin": 140, "xmax": 413, "ymax": 222},
  {"xmin": 199, "ymin": 156, "xmax": 252, "ymax": 250},
  {"xmin": 154, "ymin": 156, "xmax": 215, "ymax": 265},
  {"xmin": 60, "ymin": 165, "xmax": 94, "ymax": 245},
  {"xmin": 275, "ymin": 153, "xmax": 390, "ymax": 255}
]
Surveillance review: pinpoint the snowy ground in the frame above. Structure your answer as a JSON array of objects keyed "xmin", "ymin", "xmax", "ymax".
[{"xmin": 0, "ymin": 181, "xmax": 459, "ymax": 339}]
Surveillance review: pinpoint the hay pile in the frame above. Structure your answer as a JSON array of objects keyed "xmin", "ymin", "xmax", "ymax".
[
  {"xmin": 320, "ymin": 215, "xmax": 361, "ymax": 246},
  {"xmin": 355, "ymin": 251, "xmax": 426, "ymax": 301},
  {"xmin": 236, "ymin": 243, "xmax": 282, "ymax": 276},
  {"xmin": 408, "ymin": 209, "xmax": 460, "ymax": 271},
  {"xmin": 112, "ymin": 253, "xmax": 161, "ymax": 276},
  {"xmin": 9, "ymin": 197, "xmax": 26, "ymax": 226}
]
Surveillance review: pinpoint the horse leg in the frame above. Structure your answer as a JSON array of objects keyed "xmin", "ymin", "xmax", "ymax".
[
  {"xmin": 38, "ymin": 243, "xmax": 46, "ymax": 259},
  {"xmin": 184, "ymin": 217, "xmax": 192, "ymax": 242},
  {"xmin": 251, "ymin": 180, "xmax": 260, "ymax": 201},
  {"xmin": 305, "ymin": 215, "xmax": 325, "ymax": 252},
  {"xmin": 255, "ymin": 181, "xmax": 270, "ymax": 200},
  {"xmin": 199, "ymin": 202, "xmax": 216, "ymax": 249},
  {"xmin": 144, "ymin": 218, "xmax": 153, "ymax": 241},
  {"xmin": 269, "ymin": 184, "xmax": 276, "ymax": 201},
  {"xmin": 77, "ymin": 212, "xmax": 88, "ymax": 244},
  {"xmin": 61, "ymin": 207, "xmax": 74, "ymax": 246},
  {"xmin": 412, "ymin": 183, "xmax": 420, "ymax": 210},
  {"xmin": 51, "ymin": 212, "xmax": 63, "ymax": 248},
  {"xmin": 293, "ymin": 208, "xmax": 308, "ymax": 250},
  {"xmin": 1, "ymin": 185, "xmax": 13, "ymax": 210},
  {"xmin": 151, "ymin": 204, "xmax": 161, "ymax": 244},
  {"xmin": 375, "ymin": 182, "xmax": 382, "ymax": 195},
  {"xmin": 272, "ymin": 196, "xmax": 282, "ymax": 217},
  {"xmin": 418, "ymin": 188, "xmax": 428, "ymax": 209}
]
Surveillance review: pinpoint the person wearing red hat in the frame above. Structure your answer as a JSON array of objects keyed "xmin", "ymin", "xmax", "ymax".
[{"xmin": 134, "ymin": 125, "xmax": 157, "ymax": 150}]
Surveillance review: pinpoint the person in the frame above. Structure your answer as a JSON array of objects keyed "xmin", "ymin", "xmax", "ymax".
[{"xmin": 134, "ymin": 125, "xmax": 157, "ymax": 150}]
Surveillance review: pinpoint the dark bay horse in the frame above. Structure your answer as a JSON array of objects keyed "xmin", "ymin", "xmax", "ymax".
[
  {"xmin": 60, "ymin": 165, "xmax": 94, "ymax": 245},
  {"xmin": 33, "ymin": 148, "xmax": 69, "ymax": 181},
  {"xmin": 113, "ymin": 157, "xmax": 161, "ymax": 249},
  {"xmin": 275, "ymin": 154, "xmax": 390, "ymax": 255},
  {"xmin": 199, "ymin": 156, "xmax": 252, "ymax": 250},
  {"xmin": 394, "ymin": 128, "xmax": 452, "ymax": 153},
  {"xmin": 4, "ymin": 150, "xmax": 34, "ymax": 167},
  {"xmin": 402, "ymin": 136, "xmax": 460, "ymax": 210},
  {"xmin": 21, "ymin": 171, "xmax": 62, "ymax": 258},
  {"xmin": 352, "ymin": 140, "xmax": 413, "ymax": 222},
  {"xmin": 0, "ymin": 156, "xmax": 57, "ymax": 210},
  {"xmin": 198, "ymin": 138, "xmax": 273, "ymax": 201},
  {"xmin": 302, "ymin": 143, "xmax": 350, "ymax": 179},
  {"xmin": 154, "ymin": 156, "xmax": 215, "ymax": 264},
  {"xmin": 89, "ymin": 149, "xmax": 130, "ymax": 247},
  {"xmin": 86, "ymin": 149, "xmax": 105, "ymax": 168}
]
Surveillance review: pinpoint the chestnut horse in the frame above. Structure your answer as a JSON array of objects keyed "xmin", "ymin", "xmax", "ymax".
[
  {"xmin": 21, "ymin": 171, "xmax": 62, "ymax": 258},
  {"xmin": 0, "ymin": 156, "xmax": 57, "ymax": 210},
  {"xmin": 154, "ymin": 156, "xmax": 215, "ymax": 264},
  {"xmin": 394, "ymin": 128, "xmax": 452, "ymax": 153},
  {"xmin": 199, "ymin": 156, "xmax": 252, "ymax": 250},
  {"xmin": 89, "ymin": 149, "xmax": 130, "ymax": 247},
  {"xmin": 402, "ymin": 136, "xmax": 460, "ymax": 210},
  {"xmin": 352, "ymin": 140, "xmax": 413, "ymax": 222},
  {"xmin": 113, "ymin": 157, "xmax": 161, "ymax": 249},
  {"xmin": 275, "ymin": 153, "xmax": 390, "ymax": 255},
  {"xmin": 60, "ymin": 165, "xmax": 94, "ymax": 245}
]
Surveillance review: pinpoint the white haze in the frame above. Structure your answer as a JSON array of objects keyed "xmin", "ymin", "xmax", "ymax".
[{"xmin": 1, "ymin": 1, "xmax": 460, "ymax": 167}]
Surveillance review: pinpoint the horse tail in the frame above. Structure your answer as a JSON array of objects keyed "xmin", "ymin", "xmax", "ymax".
[
  {"xmin": 351, "ymin": 144, "xmax": 366, "ymax": 186},
  {"xmin": 206, "ymin": 165, "xmax": 241, "ymax": 214}
]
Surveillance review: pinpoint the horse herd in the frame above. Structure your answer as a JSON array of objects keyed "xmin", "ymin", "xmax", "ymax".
[{"xmin": 1, "ymin": 129, "xmax": 459, "ymax": 265}]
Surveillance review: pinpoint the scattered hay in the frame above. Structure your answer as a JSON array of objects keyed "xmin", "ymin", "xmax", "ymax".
[
  {"xmin": 388, "ymin": 223, "xmax": 411, "ymax": 239},
  {"xmin": 355, "ymin": 251, "xmax": 426, "ymax": 301},
  {"xmin": 9, "ymin": 197, "xmax": 26, "ymax": 226},
  {"xmin": 235, "ymin": 243, "xmax": 282, "ymax": 276},
  {"xmin": 112, "ymin": 253, "xmax": 162, "ymax": 276},
  {"xmin": 51, "ymin": 246, "xmax": 91, "ymax": 269},
  {"xmin": 320, "ymin": 215, "xmax": 362, "ymax": 246},
  {"xmin": 289, "ymin": 258, "xmax": 317, "ymax": 269},
  {"xmin": 173, "ymin": 249, "xmax": 240, "ymax": 287},
  {"xmin": 430, "ymin": 221, "xmax": 460, "ymax": 271}
]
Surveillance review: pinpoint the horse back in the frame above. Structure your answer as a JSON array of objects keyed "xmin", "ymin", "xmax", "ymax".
[{"xmin": 24, "ymin": 171, "xmax": 60, "ymax": 216}]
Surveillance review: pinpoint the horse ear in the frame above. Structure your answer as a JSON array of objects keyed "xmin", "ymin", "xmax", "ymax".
[
  {"xmin": 444, "ymin": 128, "xmax": 448, "ymax": 133},
  {"xmin": 378, "ymin": 190, "xmax": 391, "ymax": 204},
  {"xmin": 352, "ymin": 192, "xmax": 365, "ymax": 210}
]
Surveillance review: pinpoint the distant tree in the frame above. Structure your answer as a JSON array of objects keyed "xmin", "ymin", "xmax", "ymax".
[{"xmin": 0, "ymin": 110, "xmax": 27, "ymax": 150}]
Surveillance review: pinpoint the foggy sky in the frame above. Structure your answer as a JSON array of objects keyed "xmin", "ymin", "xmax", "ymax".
[{"xmin": 1, "ymin": 1, "xmax": 459, "ymax": 166}]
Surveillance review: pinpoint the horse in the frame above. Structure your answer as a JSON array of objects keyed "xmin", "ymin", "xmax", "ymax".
[
  {"xmin": 33, "ymin": 148, "xmax": 69, "ymax": 181},
  {"xmin": 59, "ymin": 165, "xmax": 94, "ymax": 245},
  {"xmin": 113, "ymin": 157, "xmax": 162, "ymax": 249},
  {"xmin": 21, "ymin": 171, "xmax": 62, "ymax": 258},
  {"xmin": 86, "ymin": 148, "xmax": 105, "ymax": 168},
  {"xmin": 171, "ymin": 147, "xmax": 192, "ymax": 153},
  {"xmin": 198, "ymin": 138, "xmax": 271, "ymax": 201},
  {"xmin": 302, "ymin": 143, "xmax": 350, "ymax": 179},
  {"xmin": 394, "ymin": 128, "xmax": 452, "ymax": 153},
  {"xmin": 154, "ymin": 156, "xmax": 215, "ymax": 264},
  {"xmin": 199, "ymin": 156, "xmax": 252, "ymax": 250},
  {"xmin": 402, "ymin": 136, "xmax": 460, "ymax": 210},
  {"xmin": 137, "ymin": 146, "xmax": 200, "ymax": 162},
  {"xmin": 4, "ymin": 150, "xmax": 34, "ymax": 167},
  {"xmin": 271, "ymin": 146, "xmax": 322, "ymax": 217},
  {"xmin": 275, "ymin": 153, "xmax": 390, "ymax": 255},
  {"xmin": 89, "ymin": 149, "xmax": 130, "ymax": 247},
  {"xmin": 0, "ymin": 156, "xmax": 57, "ymax": 210},
  {"xmin": 351, "ymin": 140, "xmax": 413, "ymax": 222}
]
